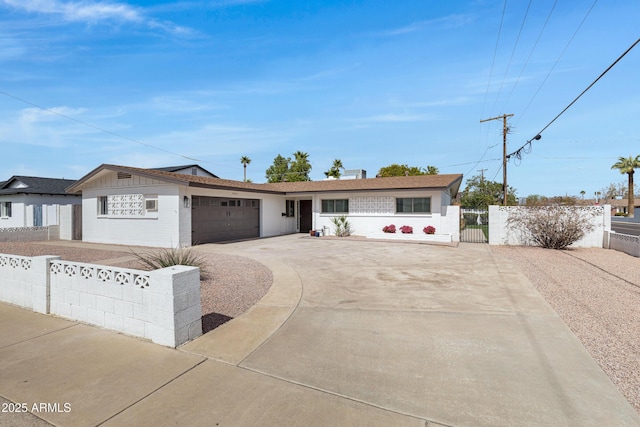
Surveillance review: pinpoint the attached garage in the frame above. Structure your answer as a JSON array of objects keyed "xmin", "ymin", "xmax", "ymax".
[{"xmin": 191, "ymin": 196, "xmax": 260, "ymax": 244}]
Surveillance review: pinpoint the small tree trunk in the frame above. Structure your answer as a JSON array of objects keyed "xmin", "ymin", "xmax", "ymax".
[{"xmin": 629, "ymin": 171, "xmax": 635, "ymax": 218}]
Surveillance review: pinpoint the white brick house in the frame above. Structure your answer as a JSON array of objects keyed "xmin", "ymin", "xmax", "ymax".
[{"xmin": 67, "ymin": 164, "xmax": 463, "ymax": 247}]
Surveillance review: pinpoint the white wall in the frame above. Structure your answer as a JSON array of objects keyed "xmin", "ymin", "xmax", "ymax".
[
  {"xmin": 488, "ymin": 205, "xmax": 610, "ymax": 247},
  {"xmin": 81, "ymin": 172, "xmax": 183, "ymax": 247},
  {"xmin": 0, "ymin": 253, "xmax": 202, "ymax": 347},
  {"xmin": 310, "ymin": 190, "xmax": 456, "ymax": 240}
]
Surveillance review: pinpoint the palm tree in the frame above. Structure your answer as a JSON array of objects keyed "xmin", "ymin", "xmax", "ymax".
[
  {"xmin": 611, "ymin": 155, "xmax": 640, "ymax": 217},
  {"xmin": 324, "ymin": 159, "xmax": 344, "ymax": 178},
  {"xmin": 580, "ymin": 190, "xmax": 586, "ymax": 200},
  {"xmin": 240, "ymin": 156, "xmax": 251, "ymax": 182},
  {"xmin": 290, "ymin": 151, "xmax": 312, "ymax": 181}
]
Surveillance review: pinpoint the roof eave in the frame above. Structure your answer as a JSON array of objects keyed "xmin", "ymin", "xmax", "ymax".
[{"xmin": 66, "ymin": 164, "xmax": 191, "ymax": 194}]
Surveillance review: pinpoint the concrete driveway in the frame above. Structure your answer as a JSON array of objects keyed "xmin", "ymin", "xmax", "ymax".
[{"xmin": 1, "ymin": 235, "xmax": 638, "ymax": 426}]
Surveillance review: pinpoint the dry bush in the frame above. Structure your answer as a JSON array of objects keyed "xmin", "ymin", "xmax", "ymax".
[{"xmin": 506, "ymin": 206, "xmax": 598, "ymax": 250}]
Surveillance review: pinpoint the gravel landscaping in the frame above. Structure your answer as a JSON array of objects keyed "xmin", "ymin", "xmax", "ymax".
[
  {"xmin": 0, "ymin": 242, "xmax": 273, "ymax": 334},
  {"xmin": 492, "ymin": 245, "xmax": 640, "ymax": 414}
]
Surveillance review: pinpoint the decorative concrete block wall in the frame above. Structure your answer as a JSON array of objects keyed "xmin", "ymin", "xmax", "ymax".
[
  {"xmin": 0, "ymin": 226, "xmax": 60, "ymax": 242},
  {"xmin": 608, "ymin": 232, "xmax": 640, "ymax": 257},
  {"xmin": 488, "ymin": 205, "xmax": 610, "ymax": 248},
  {"xmin": 0, "ymin": 254, "xmax": 58, "ymax": 314},
  {"xmin": 0, "ymin": 254, "xmax": 202, "ymax": 348}
]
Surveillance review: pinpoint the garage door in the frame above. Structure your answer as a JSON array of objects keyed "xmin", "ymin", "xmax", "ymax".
[{"xmin": 191, "ymin": 196, "xmax": 260, "ymax": 244}]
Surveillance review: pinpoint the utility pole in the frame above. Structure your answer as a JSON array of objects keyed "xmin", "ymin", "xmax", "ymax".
[
  {"xmin": 480, "ymin": 114, "xmax": 513, "ymax": 206},
  {"xmin": 477, "ymin": 168, "xmax": 487, "ymax": 184}
]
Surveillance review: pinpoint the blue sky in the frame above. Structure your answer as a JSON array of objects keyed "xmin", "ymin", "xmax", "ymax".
[{"xmin": 1, "ymin": 0, "xmax": 639, "ymax": 198}]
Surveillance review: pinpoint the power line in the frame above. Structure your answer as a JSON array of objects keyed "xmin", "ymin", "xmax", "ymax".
[
  {"xmin": 479, "ymin": 0, "xmax": 508, "ymax": 121},
  {"xmin": 500, "ymin": 0, "xmax": 558, "ymax": 112},
  {"xmin": 514, "ymin": 0, "xmax": 599, "ymax": 127},
  {"xmin": 490, "ymin": 0, "xmax": 533, "ymax": 116},
  {"xmin": 0, "ymin": 89, "xmax": 205, "ymax": 163},
  {"xmin": 508, "ymin": 36, "xmax": 640, "ymax": 162}
]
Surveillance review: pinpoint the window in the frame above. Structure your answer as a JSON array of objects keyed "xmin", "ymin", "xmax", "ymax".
[
  {"xmin": 97, "ymin": 196, "xmax": 108, "ymax": 215},
  {"xmin": 286, "ymin": 200, "xmax": 295, "ymax": 217},
  {"xmin": 396, "ymin": 197, "xmax": 431, "ymax": 213},
  {"xmin": 1, "ymin": 202, "xmax": 11, "ymax": 218},
  {"xmin": 321, "ymin": 199, "xmax": 349, "ymax": 213},
  {"xmin": 145, "ymin": 197, "xmax": 158, "ymax": 212}
]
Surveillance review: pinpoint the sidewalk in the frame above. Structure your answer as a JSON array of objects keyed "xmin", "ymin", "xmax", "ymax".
[{"xmin": 1, "ymin": 236, "xmax": 639, "ymax": 426}]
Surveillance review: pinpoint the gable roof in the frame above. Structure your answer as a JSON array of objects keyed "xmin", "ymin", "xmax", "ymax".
[
  {"xmin": 151, "ymin": 164, "xmax": 218, "ymax": 178},
  {"xmin": 0, "ymin": 176, "xmax": 79, "ymax": 196},
  {"xmin": 67, "ymin": 164, "xmax": 463, "ymax": 197}
]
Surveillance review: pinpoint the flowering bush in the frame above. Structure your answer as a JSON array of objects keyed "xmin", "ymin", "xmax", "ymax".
[
  {"xmin": 382, "ymin": 224, "xmax": 396, "ymax": 233},
  {"xmin": 399, "ymin": 225, "xmax": 413, "ymax": 234},
  {"xmin": 423, "ymin": 226, "xmax": 436, "ymax": 234}
]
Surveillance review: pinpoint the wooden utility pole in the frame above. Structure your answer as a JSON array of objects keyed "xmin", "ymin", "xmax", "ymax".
[{"xmin": 480, "ymin": 114, "xmax": 513, "ymax": 206}]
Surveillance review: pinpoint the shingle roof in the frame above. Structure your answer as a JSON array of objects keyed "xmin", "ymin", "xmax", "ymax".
[
  {"xmin": 0, "ymin": 176, "xmax": 79, "ymax": 196},
  {"xmin": 67, "ymin": 164, "xmax": 463, "ymax": 197},
  {"xmin": 266, "ymin": 174, "xmax": 463, "ymax": 194},
  {"xmin": 151, "ymin": 164, "xmax": 219, "ymax": 178}
]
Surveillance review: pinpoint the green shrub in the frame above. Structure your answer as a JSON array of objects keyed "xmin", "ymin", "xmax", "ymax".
[
  {"xmin": 330, "ymin": 215, "xmax": 352, "ymax": 237},
  {"xmin": 131, "ymin": 247, "xmax": 209, "ymax": 279}
]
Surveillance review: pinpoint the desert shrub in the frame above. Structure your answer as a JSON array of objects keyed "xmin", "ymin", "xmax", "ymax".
[
  {"xmin": 399, "ymin": 225, "xmax": 413, "ymax": 234},
  {"xmin": 131, "ymin": 247, "xmax": 209, "ymax": 279},
  {"xmin": 506, "ymin": 206, "xmax": 598, "ymax": 250},
  {"xmin": 423, "ymin": 226, "xmax": 436, "ymax": 234},
  {"xmin": 330, "ymin": 215, "xmax": 352, "ymax": 237},
  {"xmin": 382, "ymin": 224, "xmax": 396, "ymax": 233}
]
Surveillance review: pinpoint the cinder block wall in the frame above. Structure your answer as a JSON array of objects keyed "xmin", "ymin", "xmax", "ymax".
[
  {"xmin": 609, "ymin": 233, "xmax": 640, "ymax": 257},
  {"xmin": 489, "ymin": 205, "xmax": 610, "ymax": 247},
  {"xmin": 0, "ymin": 255, "xmax": 202, "ymax": 347},
  {"xmin": 0, "ymin": 255, "xmax": 58, "ymax": 314}
]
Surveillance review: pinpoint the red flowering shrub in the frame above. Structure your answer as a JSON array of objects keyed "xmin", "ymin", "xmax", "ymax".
[
  {"xmin": 382, "ymin": 224, "xmax": 396, "ymax": 233},
  {"xmin": 423, "ymin": 226, "xmax": 436, "ymax": 234},
  {"xmin": 399, "ymin": 225, "xmax": 413, "ymax": 234}
]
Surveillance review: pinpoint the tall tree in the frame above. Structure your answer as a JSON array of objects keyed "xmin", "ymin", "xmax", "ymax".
[
  {"xmin": 611, "ymin": 155, "xmax": 640, "ymax": 217},
  {"xmin": 377, "ymin": 163, "xmax": 439, "ymax": 177},
  {"xmin": 240, "ymin": 155, "xmax": 251, "ymax": 182},
  {"xmin": 265, "ymin": 154, "xmax": 290, "ymax": 183},
  {"xmin": 289, "ymin": 151, "xmax": 312, "ymax": 182},
  {"xmin": 460, "ymin": 174, "xmax": 517, "ymax": 209},
  {"xmin": 324, "ymin": 159, "xmax": 344, "ymax": 178}
]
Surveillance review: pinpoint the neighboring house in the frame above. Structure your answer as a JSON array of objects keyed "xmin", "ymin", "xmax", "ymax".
[
  {"xmin": 151, "ymin": 165, "xmax": 218, "ymax": 178},
  {"xmin": 0, "ymin": 176, "xmax": 81, "ymax": 228},
  {"xmin": 67, "ymin": 164, "xmax": 463, "ymax": 248},
  {"xmin": 607, "ymin": 198, "xmax": 640, "ymax": 215}
]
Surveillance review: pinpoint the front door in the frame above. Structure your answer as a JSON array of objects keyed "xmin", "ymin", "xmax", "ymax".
[
  {"xmin": 299, "ymin": 200, "xmax": 312, "ymax": 233},
  {"xmin": 33, "ymin": 205, "xmax": 43, "ymax": 226}
]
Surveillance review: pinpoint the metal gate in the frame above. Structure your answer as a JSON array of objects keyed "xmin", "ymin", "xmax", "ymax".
[{"xmin": 460, "ymin": 208, "xmax": 489, "ymax": 243}]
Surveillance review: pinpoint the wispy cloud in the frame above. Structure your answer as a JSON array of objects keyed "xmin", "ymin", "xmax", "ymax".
[
  {"xmin": 353, "ymin": 113, "xmax": 439, "ymax": 123},
  {"xmin": 0, "ymin": 106, "xmax": 95, "ymax": 148},
  {"xmin": 375, "ymin": 14, "xmax": 473, "ymax": 37},
  {"xmin": 0, "ymin": 0, "xmax": 192, "ymax": 35}
]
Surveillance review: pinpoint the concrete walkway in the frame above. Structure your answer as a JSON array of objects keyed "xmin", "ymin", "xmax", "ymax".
[{"xmin": 1, "ymin": 235, "xmax": 638, "ymax": 426}]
